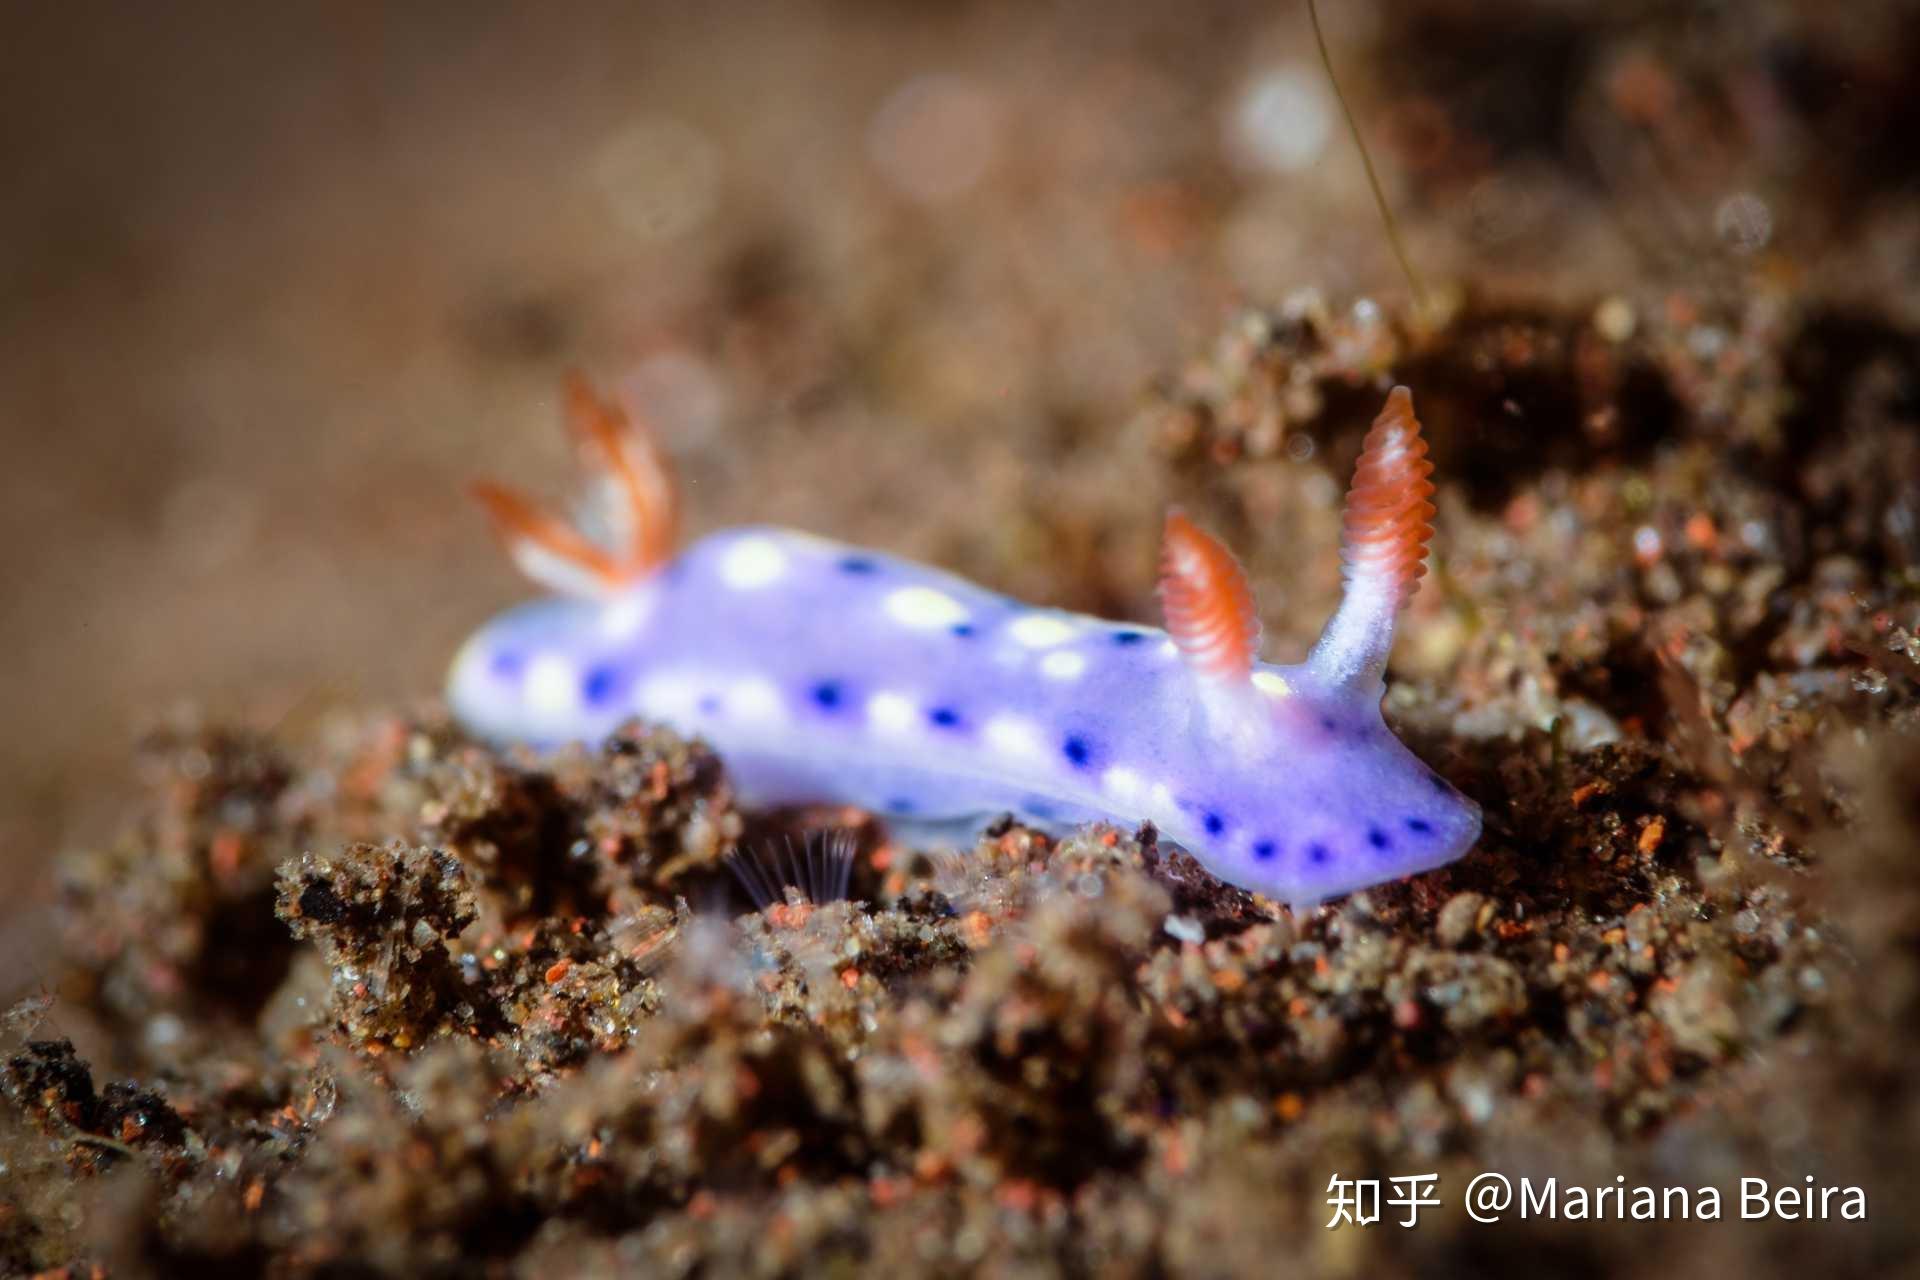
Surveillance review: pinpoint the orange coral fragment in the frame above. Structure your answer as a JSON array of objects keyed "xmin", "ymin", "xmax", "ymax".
[{"xmin": 1159, "ymin": 510, "xmax": 1261, "ymax": 680}]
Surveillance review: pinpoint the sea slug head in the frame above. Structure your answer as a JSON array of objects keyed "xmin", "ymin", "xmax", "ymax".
[
  {"xmin": 1154, "ymin": 662, "xmax": 1481, "ymax": 905},
  {"xmin": 1158, "ymin": 386, "xmax": 1480, "ymax": 905},
  {"xmin": 1253, "ymin": 674, "xmax": 1481, "ymax": 903}
]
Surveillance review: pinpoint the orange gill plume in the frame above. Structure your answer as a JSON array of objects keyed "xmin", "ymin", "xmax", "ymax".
[
  {"xmin": 468, "ymin": 481, "xmax": 633, "ymax": 599},
  {"xmin": 1159, "ymin": 510, "xmax": 1262, "ymax": 681},
  {"xmin": 471, "ymin": 374, "xmax": 677, "ymax": 598},
  {"xmin": 563, "ymin": 373, "xmax": 677, "ymax": 571}
]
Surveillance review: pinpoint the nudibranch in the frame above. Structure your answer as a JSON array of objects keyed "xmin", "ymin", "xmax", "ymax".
[{"xmin": 449, "ymin": 377, "xmax": 1480, "ymax": 904}]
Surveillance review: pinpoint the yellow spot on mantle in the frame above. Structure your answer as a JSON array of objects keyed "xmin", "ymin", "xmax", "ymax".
[{"xmin": 1252, "ymin": 671, "xmax": 1292, "ymax": 698}]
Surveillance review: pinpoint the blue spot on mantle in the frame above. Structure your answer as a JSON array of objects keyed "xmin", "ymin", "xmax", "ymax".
[
  {"xmin": 582, "ymin": 665, "xmax": 620, "ymax": 705},
  {"xmin": 811, "ymin": 681, "xmax": 845, "ymax": 710},
  {"xmin": 1061, "ymin": 736, "xmax": 1093, "ymax": 768}
]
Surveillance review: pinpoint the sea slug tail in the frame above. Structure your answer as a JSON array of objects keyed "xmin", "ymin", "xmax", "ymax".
[
  {"xmin": 1307, "ymin": 385, "xmax": 1437, "ymax": 690},
  {"xmin": 1160, "ymin": 509, "xmax": 1262, "ymax": 682}
]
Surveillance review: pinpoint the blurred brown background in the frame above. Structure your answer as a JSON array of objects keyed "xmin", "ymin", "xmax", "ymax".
[{"xmin": 3, "ymin": 0, "xmax": 1913, "ymax": 953}]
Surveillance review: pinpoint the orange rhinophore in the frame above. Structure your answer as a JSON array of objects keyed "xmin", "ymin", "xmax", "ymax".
[
  {"xmin": 1159, "ymin": 510, "xmax": 1261, "ymax": 681},
  {"xmin": 470, "ymin": 374, "xmax": 676, "ymax": 599},
  {"xmin": 1338, "ymin": 385, "xmax": 1436, "ymax": 611},
  {"xmin": 1307, "ymin": 385, "xmax": 1438, "ymax": 689}
]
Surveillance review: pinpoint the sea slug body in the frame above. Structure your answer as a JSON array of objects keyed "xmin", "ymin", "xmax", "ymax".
[{"xmin": 449, "ymin": 377, "xmax": 1481, "ymax": 905}]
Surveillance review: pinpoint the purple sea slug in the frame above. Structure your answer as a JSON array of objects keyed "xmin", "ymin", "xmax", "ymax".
[{"xmin": 449, "ymin": 378, "xmax": 1480, "ymax": 904}]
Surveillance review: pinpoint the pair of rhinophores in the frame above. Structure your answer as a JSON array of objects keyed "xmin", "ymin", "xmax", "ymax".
[{"xmin": 448, "ymin": 378, "xmax": 1482, "ymax": 905}]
